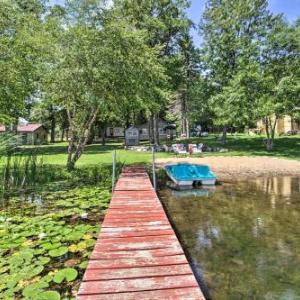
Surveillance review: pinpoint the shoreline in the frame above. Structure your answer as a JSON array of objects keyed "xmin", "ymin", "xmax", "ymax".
[{"xmin": 156, "ymin": 156, "xmax": 300, "ymax": 181}]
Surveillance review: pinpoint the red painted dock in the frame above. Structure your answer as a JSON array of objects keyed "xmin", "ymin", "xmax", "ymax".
[{"xmin": 77, "ymin": 166, "xmax": 205, "ymax": 300}]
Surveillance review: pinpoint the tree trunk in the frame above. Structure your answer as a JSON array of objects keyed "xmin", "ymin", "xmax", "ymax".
[
  {"xmin": 181, "ymin": 90, "xmax": 189, "ymax": 138},
  {"xmin": 87, "ymin": 125, "xmax": 95, "ymax": 145},
  {"xmin": 153, "ymin": 114, "xmax": 160, "ymax": 146},
  {"xmin": 264, "ymin": 117, "xmax": 277, "ymax": 151},
  {"xmin": 67, "ymin": 135, "xmax": 75, "ymax": 171},
  {"xmin": 61, "ymin": 129, "xmax": 65, "ymax": 142},
  {"xmin": 66, "ymin": 107, "xmax": 99, "ymax": 171},
  {"xmin": 186, "ymin": 118, "xmax": 190, "ymax": 139},
  {"xmin": 266, "ymin": 139, "xmax": 274, "ymax": 151},
  {"xmin": 149, "ymin": 115, "xmax": 154, "ymax": 144},
  {"xmin": 156, "ymin": 114, "xmax": 160, "ymax": 145},
  {"xmin": 50, "ymin": 105, "xmax": 55, "ymax": 143},
  {"xmin": 66, "ymin": 128, "xmax": 69, "ymax": 141},
  {"xmin": 101, "ymin": 127, "xmax": 106, "ymax": 146},
  {"xmin": 220, "ymin": 126, "xmax": 227, "ymax": 145}
]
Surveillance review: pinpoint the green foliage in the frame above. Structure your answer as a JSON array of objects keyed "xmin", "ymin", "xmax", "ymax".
[
  {"xmin": 41, "ymin": 1, "xmax": 169, "ymax": 169},
  {"xmin": 199, "ymin": 0, "xmax": 273, "ymax": 130},
  {"xmin": 113, "ymin": 0, "xmax": 192, "ymax": 142},
  {"xmin": 0, "ymin": 0, "xmax": 47, "ymax": 121},
  {"xmin": 198, "ymin": 0, "xmax": 300, "ymax": 148},
  {"xmin": 2, "ymin": 150, "xmax": 43, "ymax": 192},
  {"xmin": 188, "ymin": 76, "xmax": 214, "ymax": 128},
  {"xmin": 211, "ymin": 67, "xmax": 261, "ymax": 127},
  {"xmin": 0, "ymin": 134, "xmax": 19, "ymax": 159}
]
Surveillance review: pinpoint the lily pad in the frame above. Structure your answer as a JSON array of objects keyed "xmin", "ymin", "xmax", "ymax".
[
  {"xmin": 30, "ymin": 265, "xmax": 44, "ymax": 277},
  {"xmin": 79, "ymin": 261, "xmax": 88, "ymax": 269},
  {"xmin": 64, "ymin": 231, "xmax": 84, "ymax": 241},
  {"xmin": 22, "ymin": 281, "xmax": 49, "ymax": 298},
  {"xmin": 37, "ymin": 257, "xmax": 51, "ymax": 265},
  {"xmin": 40, "ymin": 242, "xmax": 62, "ymax": 250},
  {"xmin": 53, "ymin": 268, "xmax": 78, "ymax": 283},
  {"xmin": 40, "ymin": 291, "xmax": 61, "ymax": 300},
  {"xmin": 49, "ymin": 247, "xmax": 68, "ymax": 257}
]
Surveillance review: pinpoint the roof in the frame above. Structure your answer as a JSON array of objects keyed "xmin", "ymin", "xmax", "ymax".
[
  {"xmin": 17, "ymin": 124, "xmax": 43, "ymax": 133},
  {"xmin": 0, "ymin": 124, "xmax": 43, "ymax": 133}
]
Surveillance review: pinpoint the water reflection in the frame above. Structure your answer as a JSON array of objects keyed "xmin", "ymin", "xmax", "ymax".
[
  {"xmin": 254, "ymin": 176, "xmax": 300, "ymax": 198},
  {"xmin": 171, "ymin": 188, "xmax": 215, "ymax": 199},
  {"xmin": 159, "ymin": 177, "xmax": 300, "ymax": 299}
]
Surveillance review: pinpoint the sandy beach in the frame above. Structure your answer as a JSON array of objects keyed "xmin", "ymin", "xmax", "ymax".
[{"xmin": 156, "ymin": 156, "xmax": 300, "ymax": 180}]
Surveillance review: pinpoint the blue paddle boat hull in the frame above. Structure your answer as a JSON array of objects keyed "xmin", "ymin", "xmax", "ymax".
[{"xmin": 164, "ymin": 163, "xmax": 217, "ymax": 189}]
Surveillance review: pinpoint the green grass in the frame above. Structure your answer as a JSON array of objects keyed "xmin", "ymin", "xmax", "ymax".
[
  {"xmin": 175, "ymin": 134, "xmax": 300, "ymax": 160},
  {"xmin": 15, "ymin": 134, "xmax": 300, "ymax": 166},
  {"xmin": 19, "ymin": 142, "xmax": 173, "ymax": 166}
]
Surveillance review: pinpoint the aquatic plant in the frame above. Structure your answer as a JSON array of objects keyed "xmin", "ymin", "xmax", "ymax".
[
  {"xmin": 0, "ymin": 158, "xmax": 122, "ymax": 195},
  {"xmin": 0, "ymin": 133, "xmax": 18, "ymax": 159},
  {"xmin": 53, "ymin": 268, "xmax": 78, "ymax": 284},
  {"xmin": 0, "ymin": 186, "xmax": 111, "ymax": 299}
]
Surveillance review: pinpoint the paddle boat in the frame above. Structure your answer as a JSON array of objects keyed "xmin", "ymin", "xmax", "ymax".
[{"xmin": 164, "ymin": 163, "xmax": 217, "ymax": 189}]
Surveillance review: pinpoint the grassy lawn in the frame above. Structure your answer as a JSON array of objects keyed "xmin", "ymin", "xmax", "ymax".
[
  {"xmin": 178, "ymin": 134, "xmax": 300, "ymax": 160},
  {"xmin": 20, "ymin": 142, "xmax": 173, "ymax": 166},
  {"xmin": 18, "ymin": 134, "xmax": 300, "ymax": 166}
]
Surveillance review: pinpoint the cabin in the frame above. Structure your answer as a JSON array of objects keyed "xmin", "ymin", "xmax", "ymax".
[
  {"xmin": 103, "ymin": 119, "xmax": 176, "ymax": 141},
  {"xmin": 256, "ymin": 115, "xmax": 300, "ymax": 135},
  {"xmin": 0, "ymin": 124, "xmax": 48, "ymax": 145},
  {"xmin": 138, "ymin": 119, "xmax": 176, "ymax": 141},
  {"xmin": 105, "ymin": 127, "xmax": 124, "ymax": 138}
]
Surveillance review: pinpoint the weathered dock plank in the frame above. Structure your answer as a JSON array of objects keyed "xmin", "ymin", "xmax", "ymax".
[{"xmin": 77, "ymin": 166, "xmax": 205, "ymax": 300}]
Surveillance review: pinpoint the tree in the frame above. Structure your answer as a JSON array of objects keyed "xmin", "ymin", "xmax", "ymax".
[
  {"xmin": 0, "ymin": 0, "xmax": 46, "ymax": 124},
  {"xmin": 254, "ymin": 17, "xmax": 300, "ymax": 150},
  {"xmin": 44, "ymin": 2, "xmax": 167, "ymax": 170},
  {"xmin": 188, "ymin": 75, "xmax": 215, "ymax": 131},
  {"xmin": 177, "ymin": 33, "xmax": 200, "ymax": 138},
  {"xmin": 114, "ymin": 0, "xmax": 191, "ymax": 144},
  {"xmin": 200, "ymin": 0, "xmax": 273, "ymax": 143}
]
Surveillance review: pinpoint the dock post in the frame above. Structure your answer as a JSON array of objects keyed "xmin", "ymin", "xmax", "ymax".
[
  {"xmin": 112, "ymin": 149, "xmax": 116, "ymax": 192},
  {"xmin": 152, "ymin": 146, "xmax": 157, "ymax": 190}
]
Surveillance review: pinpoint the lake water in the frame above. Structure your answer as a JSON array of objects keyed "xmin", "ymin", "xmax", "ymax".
[{"xmin": 159, "ymin": 177, "xmax": 300, "ymax": 300}]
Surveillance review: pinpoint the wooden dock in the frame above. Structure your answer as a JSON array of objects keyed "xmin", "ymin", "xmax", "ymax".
[{"xmin": 77, "ymin": 166, "xmax": 205, "ymax": 299}]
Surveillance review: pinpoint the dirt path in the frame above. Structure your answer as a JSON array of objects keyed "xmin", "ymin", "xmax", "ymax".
[{"xmin": 156, "ymin": 156, "xmax": 300, "ymax": 180}]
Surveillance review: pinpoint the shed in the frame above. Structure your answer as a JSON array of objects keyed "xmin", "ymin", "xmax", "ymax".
[
  {"xmin": 125, "ymin": 126, "xmax": 140, "ymax": 146},
  {"xmin": 0, "ymin": 124, "xmax": 48, "ymax": 145}
]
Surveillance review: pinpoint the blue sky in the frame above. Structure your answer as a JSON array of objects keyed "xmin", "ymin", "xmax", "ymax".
[{"xmin": 50, "ymin": 0, "xmax": 300, "ymax": 46}]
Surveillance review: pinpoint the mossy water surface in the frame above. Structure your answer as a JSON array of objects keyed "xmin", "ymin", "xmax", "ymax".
[{"xmin": 160, "ymin": 177, "xmax": 300, "ymax": 299}]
